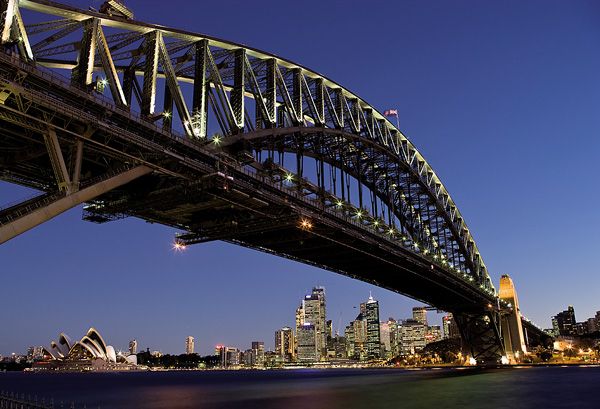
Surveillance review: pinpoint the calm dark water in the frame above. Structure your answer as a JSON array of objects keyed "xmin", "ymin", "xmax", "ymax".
[{"xmin": 1, "ymin": 366, "xmax": 599, "ymax": 409}]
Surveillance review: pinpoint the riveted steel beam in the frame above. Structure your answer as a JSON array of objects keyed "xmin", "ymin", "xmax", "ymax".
[
  {"xmin": 141, "ymin": 30, "xmax": 159, "ymax": 116},
  {"xmin": 96, "ymin": 20, "xmax": 127, "ymax": 107},
  {"xmin": 42, "ymin": 127, "xmax": 71, "ymax": 192},
  {"xmin": 157, "ymin": 31, "xmax": 194, "ymax": 137},
  {"xmin": 264, "ymin": 58, "xmax": 276, "ymax": 125},
  {"xmin": 71, "ymin": 18, "xmax": 96, "ymax": 87},
  {"xmin": 291, "ymin": 68, "xmax": 302, "ymax": 123},
  {"xmin": 244, "ymin": 53, "xmax": 273, "ymax": 127},
  {"xmin": 0, "ymin": 0, "xmax": 15, "ymax": 44},
  {"xmin": 0, "ymin": 165, "xmax": 153, "ymax": 244},
  {"xmin": 191, "ymin": 39, "xmax": 208, "ymax": 138},
  {"xmin": 230, "ymin": 48, "xmax": 245, "ymax": 132}
]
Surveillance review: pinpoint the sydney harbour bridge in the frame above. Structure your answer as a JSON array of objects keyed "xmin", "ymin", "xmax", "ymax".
[{"xmin": 0, "ymin": 0, "xmax": 550, "ymax": 364}]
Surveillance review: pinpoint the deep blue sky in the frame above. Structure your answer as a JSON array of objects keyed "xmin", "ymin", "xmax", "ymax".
[{"xmin": 1, "ymin": 0, "xmax": 599, "ymax": 356}]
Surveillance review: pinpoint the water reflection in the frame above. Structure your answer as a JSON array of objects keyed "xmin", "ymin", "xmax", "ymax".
[{"xmin": 0, "ymin": 367, "xmax": 599, "ymax": 409}]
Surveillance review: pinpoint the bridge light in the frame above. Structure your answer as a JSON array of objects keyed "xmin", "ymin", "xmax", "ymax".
[
  {"xmin": 336, "ymin": 200, "xmax": 343, "ymax": 208},
  {"xmin": 172, "ymin": 240, "xmax": 187, "ymax": 252},
  {"xmin": 100, "ymin": 78, "xmax": 108, "ymax": 86},
  {"xmin": 285, "ymin": 173, "xmax": 294, "ymax": 182},
  {"xmin": 300, "ymin": 219, "xmax": 313, "ymax": 230},
  {"xmin": 373, "ymin": 220, "xmax": 379, "ymax": 226},
  {"xmin": 213, "ymin": 135, "xmax": 221, "ymax": 145},
  {"xmin": 163, "ymin": 111, "xmax": 171, "ymax": 118},
  {"xmin": 356, "ymin": 211, "xmax": 362, "ymax": 218}
]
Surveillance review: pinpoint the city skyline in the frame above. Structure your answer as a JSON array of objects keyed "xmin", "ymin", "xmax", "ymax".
[{"xmin": 1, "ymin": 0, "xmax": 599, "ymax": 356}]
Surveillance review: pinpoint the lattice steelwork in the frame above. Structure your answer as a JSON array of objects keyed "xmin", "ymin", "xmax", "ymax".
[{"xmin": 0, "ymin": 0, "xmax": 549, "ymax": 363}]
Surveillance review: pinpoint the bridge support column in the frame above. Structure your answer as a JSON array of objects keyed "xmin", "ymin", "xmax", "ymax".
[
  {"xmin": 499, "ymin": 274, "xmax": 527, "ymax": 363},
  {"xmin": 0, "ymin": 165, "xmax": 152, "ymax": 244},
  {"xmin": 454, "ymin": 310, "xmax": 505, "ymax": 365}
]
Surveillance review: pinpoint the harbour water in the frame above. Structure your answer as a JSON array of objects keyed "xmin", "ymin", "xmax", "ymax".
[{"xmin": 1, "ymin": 366, "xmax": 599, "ymax": 409}]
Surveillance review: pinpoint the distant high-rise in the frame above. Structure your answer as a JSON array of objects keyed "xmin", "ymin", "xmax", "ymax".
[
  {"xmin": 442, "ymin": 314, "xmax": 460, "ymax": 339},
  {"xmin": 398, "ymin": 319, "xmax": 427, "ymax": 355},
  {"xmin": 300, "ymin": 287, "xmax": 327, "ymax": 360},
  {"xmin": 352, "ymin": 313, "xmax": 367, "ymax": 360},
  {"xmin": 275, "ymin": 327, "xmax": 294, "ymax": 362},
  {"xmin": 297, "ymin": 323, "xmax": 317, "ymax": 362},
  {"xmin": 128, "ymin": 339, "xmax": 138, "ymax": 355},
  {"xmin": 553, "ymin": 306, "xmax": 577, "ymax": 336},
  {"xmin": 365, "ymin": 295, "xmax": 381, "ymax": 359},
  {"xmin": 251, "ymin": 341, "xmax": 265, "ymax": 366},
  {"xmin": 380, "ymin": 321, "xmax": 391, "ymax": 357},
  {"xmin": 412, "ymin": 307, "xmax": 428, "ymax": 326},
  {"xmin": 185, "ymin": 336, "xmax": 195, "ymax": 354}
]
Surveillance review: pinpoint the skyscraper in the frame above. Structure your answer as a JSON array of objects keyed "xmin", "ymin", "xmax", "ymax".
[
  {"xmin": 352, "ymin": 313, "xmax": 367, "ymax": 360},
  {"xmin": 442, "ymin": 314, "xmax": 460, "ymax": 339},
  {"xmin": 185, "ymin": 336, "xmax": 195, "ymax": 354},
  {"xmin": 553, "ymin": 306, "xmax": 577, "ymax": 336},
  {"xmin": 412, "ymin": 307, "xmax": 428, "ymax": 326},
  {"xmin": 251, "ymin": 341, "xmax": 265, "ymax": 366},
  {"xmin": 275, "ymin": 327, "xmax": 294, "ymax": 362},
  {"xmin": 297, "ymin": 323, "xmax": 317, "ymax": 362},
  {"xmin": 398, "ymin": 319, "xmax": 427, "ymax": 355},
  {"xmin": 128, "ymin": 339, "xmax": 138, "ymax": 355},
  {"xmin": 301, "ymin": 287, "xmax": 327, "ymax": 360},
  {"xmin": 365, "ymin": 294, "xmax": 381, "ymax": 359}
]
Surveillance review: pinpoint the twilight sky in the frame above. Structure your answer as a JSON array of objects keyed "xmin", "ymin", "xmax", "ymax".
[{"xmin": 1, "ymin": 0, "xmax": 599, "ymax": 356}]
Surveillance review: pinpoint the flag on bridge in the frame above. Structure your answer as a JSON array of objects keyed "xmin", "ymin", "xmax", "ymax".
[{"xmin": 384, "ymin": 109, "xmax": 398, "ymax": 117}]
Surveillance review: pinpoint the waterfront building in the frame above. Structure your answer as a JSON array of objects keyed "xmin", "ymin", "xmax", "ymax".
[
  {"xmin": 344, "ymin": 324, "xmax": 355, "ymax": 359},
  {"xmin": 297, "ymin": 323, "xmax": 317, "ymax": 362},
  {"xmin": 275, "ymin": 327, "xmax": 294, "ymax": 362},
  {"xmin": 365, "ymin": 295, "xmax": 381, "ymax": 359},
  {"xmin": 242, "ymin": 349, "xmax": 253, "ymax": 366},
  {"xmin": 128, "ymin": 339, "xmax": 138, "ymax": 355},
  {"xmin": 302, "ymin": 287, "xmax": 327, "ymax": 360},
  {"xmin": 216, "ymin": 346, "xmax": 240, "ymax": 368},
  {"xmin": 596, "ymin": 311, "xmax": 600, "ymax": 332},
  {"xmin": 398, "ymin": 319, "xmax": 427, "ymax": 355},
  {"xmin": 327, "ymin": 335, "xmax": 347, "ymax": 359},
  {"xmin": 380, "ymin": 321, "xmax": 391, "ymax": 357},
  {"xmin": 412, "ymin": 307, "xmax": 428, "ymax": 326},
  {"xmin": 37, "ymin": 328, "xmax": 137, "ymax": 371},
  {"xmin": 553, "ymin": 306, "xmax": 577, "ymax": 336},
  {"xmin": 426, "ymin": 325, "xmax": 442, "ymax": 344},
  {"xmin": 442, "ymin": 314, "xmax": 460, "ymax": 339},
  {"xmin": 352, "ymin": 313, "xmax": 367, "ymax": 360},
  {"xmin": 26, "ymin": 346, "xmax": 44, "ymax": 361},
  {"xmin": 387, "ymin": 318, "xmax": 398, "ymax": 357},
  {"xmin": 185, "ymin": 336, "xmax": 195, "ymax": 354},
  {"xmin": 251, "ymin": 341, "xmax": 265, "ymax": 366}
]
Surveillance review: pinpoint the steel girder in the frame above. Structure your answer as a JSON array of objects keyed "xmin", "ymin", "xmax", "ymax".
[{"xmin": 4, "ymin": 1, "xmax": 492, "ymax": 292}]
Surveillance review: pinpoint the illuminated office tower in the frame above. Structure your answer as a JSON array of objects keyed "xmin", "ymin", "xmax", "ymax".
[
  {"xmin": 251, "ymin": 341, "xmax": 265, "ymax": 366},
  {"xmin": 412, "ymin": 307, "xmax": 428, "ymax": 326},
  {"xmin": 275, "ymin": 327, "xmax": 294, "ymax": 362},
  {"xmin": 302, "ymin": 287, "xmax": 327, "ymax": 360},
  {"xmin": 185, "ymin": 336, "xmax": 195, "ymax": 354},
  {"xmin": 297, "ymin": 323, "xmax": 317, "ymax": 362},
  {"xmin": 364, "ymin": 294, "xmax": 381, "ymax": 359},
  {"xmin": 128, "ymin": 339, "xmax": 138, "ymax": 355}
]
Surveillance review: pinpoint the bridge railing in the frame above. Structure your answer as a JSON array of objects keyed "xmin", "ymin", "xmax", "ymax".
[{"xmin": 0, "ymin": 391, "xmax": 96, "ymax": 409}]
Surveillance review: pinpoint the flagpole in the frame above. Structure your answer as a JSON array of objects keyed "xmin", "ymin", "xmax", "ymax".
[{"xmin": 395, "ymin": 113, "xmax": 400, "ymax": 130}]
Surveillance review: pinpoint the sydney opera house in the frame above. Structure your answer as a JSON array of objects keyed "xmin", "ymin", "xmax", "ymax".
[{"xmin": 34, "ymin": 328, "xmax": 139, "ymax": 371}]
